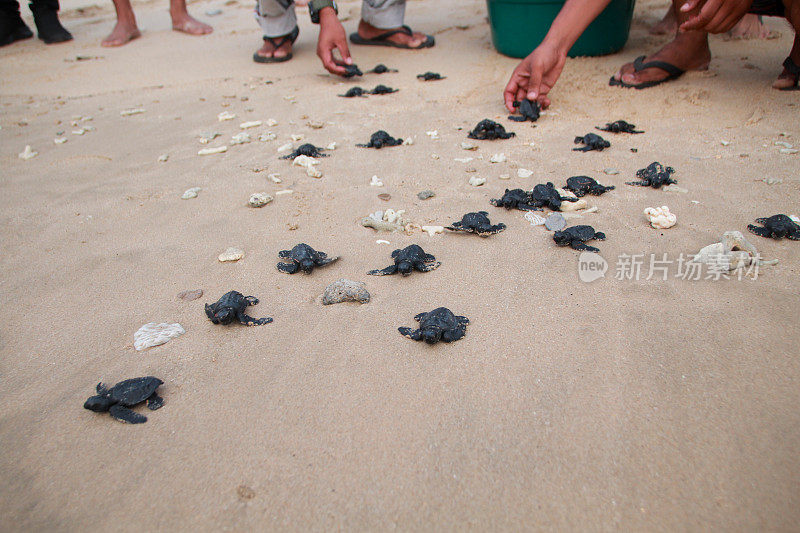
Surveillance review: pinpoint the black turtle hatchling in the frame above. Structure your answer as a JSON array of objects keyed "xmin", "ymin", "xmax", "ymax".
[
  {"xmin": 508, "ymin": 99, "xmax": 541, "ymax": 122},
  {"xmin": 573, "ymin": 133, "xmax": 610, "ymax": 152},
  {"xmin": 530, "ymin": 182, "xmax": 579, "ymax": 211},
  {"xmin": 277, "ymin": 243, "xmax": 339, "ymax": 274},
  {"xmin": 446, "ymin": 211, "xmax": 506, "ymax": 237},
  {"xmin": 369, "ymin": 84, "xmax": 398, "ymax": 95},
  {"xmin": 417, "ymin": 72, "xmax": 445, "ymax": 81},
  {"xmin": 356, "ymin": 130, "xmax": 403, "ymax": 148},
  {"xmin": 368, "ymin": 244, "xmax": 440, "ymax": 276},
  {"xmin": 280, "ymin": 143, "xmax": 328, "ymax": 159},
  {"xmin": 367, "ymin": 64, "xmax": 397, "ymax": 74},
  {"xmin": 596, "ymin": 120, "xmax": 643, "ymax": 134},
  {"xmin": 205, "ymin": 291, "xmax": 273, "ymax": 326},
  {"xmin": 563, "ymin": 176, "xmax": 615, "ymax": 197},
  {"xmin": 747, "ymin": 214, "xmax": 800, "ymax": 240},
  {"xmin": 398, "ymin": 307, "xmax": 469, "ymax": 344},
  {"xmin": 491, "ymin": 188, "xmax": 541, "ymax": 211},
  {"xmin": 343, "ymin": 64, "xmax": 363, "ymax": 78},
  {"xmin": 339, "ymin": 87, "xmax": 367, "ymax": 98},
  {"xmin": 467, "ymin": 119, "xmax": 515, "ymax": 140},
  {"xmin": 553, "ymin": 225, "xmax": 606, "ymax": 252},
  {"xmin": 626, "ymin": 162, "xmax": 677, "ymax": 188},
  {"xmin": 84, "ymin": 377, "xmax": 164, "ymax": 424}
]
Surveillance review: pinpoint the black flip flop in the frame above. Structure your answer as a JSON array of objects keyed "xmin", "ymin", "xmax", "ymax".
[
  {"xmin": 608, "ymin": 55, "xmax": 685, "ymax": 89},
  {"xmin": 777, "ymin": 57, "xmax": 800, "ymax": 91},
  {"xmin": 253, "ymin": 25, "xmax": 299, "ymax": 63},
  {"xmin": 349, "ymin": 25, "xmax": 434, "ymax": 49}
]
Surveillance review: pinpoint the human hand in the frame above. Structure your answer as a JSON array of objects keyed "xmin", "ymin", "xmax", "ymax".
[
  {"xmin": 679, "ymin": 0, "xmax": 753, "ymax": 33},
  {"xmin": 503, "ymin": 41, "xmax": 566, "ymax": 112},
  {"xmin": 317, "ymin": 8, "xmax": 352, "ymax": 76}
]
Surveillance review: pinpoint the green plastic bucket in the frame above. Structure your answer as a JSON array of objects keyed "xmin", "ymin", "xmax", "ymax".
[{"xmin": 487, "ymin": 0, "xmax": 635, "ymax": 58}]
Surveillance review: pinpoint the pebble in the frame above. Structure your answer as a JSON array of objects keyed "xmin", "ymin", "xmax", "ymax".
[
  {"xmin": 421, "ymin": 225, "xmax": 444, "ymax": 236},
  {"xmin": 120, "ymin": 108, "xmax": 145, "ymax": 117},
  {"xmin": 454, "ymin": 157, "xmax": 473, "ymax": 163},
  {"xmin": 417, "ymin": 190, "xmax": 435, "ymax": 200},
  {"xmin": 468, "ymin": 176, "xmax": 486, "ymax": 186},
  {"xmin": 376, "ymin": 240, "xmax": 390, "ymax": 245},
  {"xmin": 560, "ymin": 198, "xmax": 589, "ymax": 212},
  {"xmin": 157, "ymin": 154, "xmax": 169, "ymax": 162},
  {"xmin": 133, "ymin": 322, "xmax": 185, "ymax": 351},
  {"xmin": 240, "ymin": 120, "xmax": 262, "ymax": 129},
  {"xmin": 268, "ymin": 173, "xmax": 282, "ymax": 183},
  {"xmin": 762, "ymin": 178, "xmax": 782, "ymax": 185},
  {"xmin": 259, "ymin": 132, "xmax": 277, "ymax": 142},
  {"xmin": 544, "ymin": 212, "xmax": 566, "ymax": 231},
  {"xmin": 53, "ymin": 137, "xmax": 67, "ymax": 144},
  {"xmin": 248, "ymin": 192, "xmax": 273, "ymax": 207},
  {"xmin": 177, "ymin": 289, "xmax": 203, "ymax": 301},
  {"xmin": 326, "ymin": 141, "xmax": 338, "ymax": 150},
  {"xmin": 489, "ymin": 153, "xmax": 507, "ymax": 163},
  {"xmin": 426, "ymin": 130, "xmax": 439, "ymax": 139},
  {"xmin": 322, "ymin": 279, "xmax": 370, "ymax": 305},
  {"xmin": 199, "ymin": 132, "xmax": 221, "ymax": 144},
  {"xmin": 72, "ymin": 128, "xmax": 89, "ymax": 135},
  {"xmin": 461, "ymin": 142, "xmax": 477, "ymax": 151},
  {"xmin": 524, "ymin": 212, "xmax": 546, "ymax": 226},
  {"xmin": 517, "ymin": 168, "xmax": 533, "ymax": 178},
  {"xmin": 266, "ymin": 118, "xmax": 278, "ymax": 126},
  {"xmin": 720, "ymin": 140, "xmax": 730, "ymax": 146},
  {"xmin": 663, "ymin": 184, "xmax": 689, "ymax": 193},
  {"xmin": 775, "ymin": 141, "xmax": 793, "ymax": 149},
  {"xmin": 198, "ymin": 146, "xmax": 227, "ymax": 156},
  {"xmin": 430, "ymin": 153, "xmax": 440, "ymax": 160},
  {"xmin": 218, "ymin": 247, "xmax": 244, "ymax": 262},
  {"xmin": 218, "ymin": 111, "xmax": 236, "ymax": 121},
  {"xmin": 307, "ymin": 120, "xmax": 324, "ymax": 129},
  {"xmin": 780, "ymin": 148, "xmax": 798, "ymax": 154},
  {"xmin": 377, "ymin": 193, "xmax": 391, "ymax": 201},
  {"xmin": 369, "ymin": 175, "xmax": 383, "ymax": 187},
  {"xmin": 291, "ymin": 134, "xmax": 304, "ymax": 142},
  {"xmin": 181, "ymin": 187, "xmax": 201, "ymax": 199},
  {"xmin": 277, "ymin": 142, "xmax": 293, "ymax": 153},
  {"xmin": 499, "ymin": 174, "xmax": 511, "ymax": 180},
  {"xmin": 231, "ymin": 132, "xmax": 251, "ymax": 145},
  {"xmin": 603, "ymin": 168, "xmax": 620, "ymax": 175},
  {"xmin": 275, "ymin": 189, "xmax": 293, "ymax": 195},
  {"xmin": 18, "ymin": 145, "xmax": 38, "ymax": 160},
  {"xmin": 643, "ymin": 206, "xmax": 677, "ymax": 229},
  {"xmin": 403, "ymin": 138, "xmax": 414, "ymax": 146}
]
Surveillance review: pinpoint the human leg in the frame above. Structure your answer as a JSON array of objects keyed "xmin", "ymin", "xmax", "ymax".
[{"xmin": 254, "ymin": 0, "xmax": 297, "ymax": 61}]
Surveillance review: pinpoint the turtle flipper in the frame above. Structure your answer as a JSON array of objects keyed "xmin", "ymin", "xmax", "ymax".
[
  {"xmin": 416, "ymin": 260, "xmax": 441, "ymax": 273},
  {"xmin": 245, "ymin": 296, "xmax": 259, "ymax": 306},
  {"xmin": 456, "ymin": 316, "xmax": 470, "ymax": 326},
  {"xmin": 147, "ymin": 394, "xmax": 164, "ymax": 411},
  {"xmin": 625, "ymin": 180, "xmax": 648, "ymax": 186},
  {"xmin": 109, "ymin": 404, "xmax": 147, "ymax": 424},
  {"xmin": 571, "ymin": 241, "xmax": 599, "ymax": 252},
  {"xmin": 316, "ymin": 255, "xmax": 339, "ymax": 266},
  {"xmin": 519, "ymin": 203, "xmax": 543, "ymax": 211},
  {"xmin": 278, "ymin": 250, "xmax": 292, "ymax": 258},
  {"xmin": 594, "ymin": 232, "xmax": 606, "ymax": 241},
  {"xmin": 747, "ymin": 224, "xmax": 773, "ymax": 238},
  {"xmin": 96, "ymin": 382, "xmax": 109, "ymax": 395},
  {"xmin": 237, "ymin": 312, "xmax": 273, "ymax": 326},
  {"xmin": 399, "ymin": 327, "xmax": 422, "ymax": 341},
  {"xmin": 413, "ymin": 312, "xmax": 427, "ymax": 322},
  {"xmin": 475, "ymin": 223, "xmax": 506, "ymax": 236},
  {"xmin": 277, "ymin": 261, "xmax": 300, "ymax": 274},
  {"xmin": 446, "ymin": 222, "xmax": 463, "ymax": 231},
  {"xmin": 368, "ymin": 265, "xmax": 398, "ymax": 276},
  {"xmin": 442, "ymin": 327, "xmax": 466, "ymax": 342}
]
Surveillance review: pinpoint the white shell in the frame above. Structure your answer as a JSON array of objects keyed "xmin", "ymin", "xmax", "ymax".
[
  {"xmin": 421, "ymin": 225, "xmax": 444, "ymax": 236},
  {"xmin": 306, "ymin": 166, "xmax": 323, "ymax": 178},
  {"xmin": 133, "ymin": 322, "xmax": 184, "ymax": 351},
  {"xmin": 402, "ymin": 138, "xmax": 414, "ymax": 145},
  {"xmin": 18, "ymin": 145, "xmax": 38, "ymax": 160},
  {"xmin": 275, "ymin": 189, "xmax": 293, "ymax": 195},
  {"xmin": 643, "ymin": 206, "xmax": 677, "ymax": 229},
  {"xmin": 291, "ymin": 134, "xmax": 304, "ymax": 142},
  {"xmin": 248, "ymin": 193, "xmax": 273, "ymax": 207},
  {"xmin": 268, "ymin": 173, "xmax": 282, "ymax": 183},
  {"xmin": 198, "ymin": 146, "xmax": 227, "ymax": 156},
  {"xmin": 499, "ymin": 174, "xmax": 511, "ymax": 180},
  {"xmin": 120, "ymin": 108, "xmax": 145, "ymax": 116},
  {"xmin": 54, "ymin": 137, "xmax": 67, "ymax": 145},
  {"xmin": 489, "ymin": 153, "xmax": 507, "ymax": 163},
  {"xmin": 326, "ymin": 142, "xmax": 338, "ymax": 150},
  {"xmin": 181, "ymin": 187, "xmax": 201, "ymax": 199},
  {"xmin": 266, "ymin": 118, "xmax": 278, "ymax": 126},
  {"xmin": 259, "ymin": 132, "xmax": 277, "ymax": 142},
  {"xmin": 524, "ymin": 212, "xmax": 546, "ymax": 226},
  {"xmin": 461, "ymin": 142, "xmax": 477, "ymax": 151},
  {"xmin": 369, "ymin": 175, "xmax": 383, "ymax": 187},
  {"xmin": 157, "ymin": 154, "xmax": 169, "ymax": 162},
  {"xmin": 292, "ymin": 155, "xmax": 318, "ymax": 168},
  {"xmin": 230, "ymin": 132, "xmax": 251, "ymax": 145},
  {"xmin": 217, "ymin": 111, "xmax": 236, "ymax": 121},
  {"xmin": 517, "ymin": 168, "xmax": 533, "ymax": 178},
  {"xmin": 218, "ymin": 247, "xmax": 244, "ymax": 262},
  {"xmin": 468, "ymin": 176, "xmax": 486, "ymax": 186},
  {"xmin": 240, "ymin": 120, "xmax": 262, "ymax": 129}
]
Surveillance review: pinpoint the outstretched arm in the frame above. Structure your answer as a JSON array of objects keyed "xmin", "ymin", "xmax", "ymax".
[
  {"xmin": 503, "ymin": 0, "xmax": 613, "ymax": 111},
  {"xmin": 317, "ymin": 7, "xmax": 353, "ymax": 76}
]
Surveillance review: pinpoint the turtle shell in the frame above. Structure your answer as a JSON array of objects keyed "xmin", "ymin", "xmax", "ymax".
[{"xmin": 109, "ymin": 377, "xmax": 163, "ymax": 406}]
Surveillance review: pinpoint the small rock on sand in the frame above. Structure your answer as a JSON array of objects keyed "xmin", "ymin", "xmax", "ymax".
[
  {"xmin": 18, "ymin": 145, "xmax": 38, "ymax": 160},
  {"xmin": 545, "ymin": 212, "xmax": 566, "ymax": 231},
  {"xmin": 517, "ymin": 168, "xmax": 533, "ymax": 178},
  {"xmin": 133, "ymin": 322, "xmax": 185, "ymax": 351},
  {"xmin": 417, "ymin": 190, "xmax": 435, "ymax": 200},
  {"xmin": 468, "ymin": 176, "xmax": 486, "ymax": 186},
  {"xmin": 248, "ymin": 193, "xmax": 273, "ymax": 207},
  {"xmin": 218, "ymin": 247, "xmax": 244, "ymax": 262},
  {"xmin": 177, "ymin": 289, "xmax": 203, "ymax": 301},
  {"xmin": 198, "ymin": 146, "xmax": 228, "ymax": 156},
  {"xmin": 181, "ymin": 187, "xmax": 201, "ymax": 199},
  {"xmin": 322, "ymin": 279, "xmax": 370, "ymax": 305}
]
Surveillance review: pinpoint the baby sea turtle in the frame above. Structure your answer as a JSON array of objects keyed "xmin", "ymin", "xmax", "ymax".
[
  {"xmin": 447, "ymin": 211, "xmax": 506, "ymax": 236},
  {"xmin": 343, "ymin": 64, "xmax": 363, "ymax": 78},
  {"xmin": 508, "ymin": 99, "xmax": 540, "ymax": 122},
  {"xmin": 467, "ymin": 119, "xmax": 515, "ymax": 140},
  {"xmin": 530, "ymin": 182, "xmax": 578, "ymax": 210},
  {"xmin": 398, "ymin": 307, "xmax": 469, "ymax": 344},
  {"xmin": 627, "ymin": 162, "xmax": 677, "ymax": 188},
  {"xmin": 553, "ymin": 225, "xmax": 606, "ymax": 252},
  {"xmin": 83, "ymin": 377, "xmax": 164, "ymax": 424},
  {"xmin": 370, "ymin": 84, "xmax": 398, "ymax": 95},
  {"xmin": 573, "ymin": 133, "xmax": 610, "ymax": 152},
  {"xmin": 339, "ymin": 87, "xmax": 367, "ymax": 98},
  {"xmin": 491, "ymin": 188, "xmax": 541, "ymax": 211},
  {"xmin": 596, "ymin": 120, "xmax": 643, "ymax": 134},
  {"xmin": 205, "ymin": 290, "xmax": 273, "ymax": 326},
  {"xmin": 356, "ymin": 130, "xmax": 403, "ymax": 148},
  {"xmin": 747, "ymin": 214, "xmax": 800, "ymax": 240},
  {"xmin": 280, "ymin": 143, "xmax": 328, "ymax": 159},
  {"xmin": 367, "ymin": 64, "xmax": 397, "ymax": 74},
  {"xmin": 277, "ymin": 243, "xmax": 339, "ymax": 274},
  {"xmin": 368, "ymin": 244, "xmax": 440, "ymax": 276},
  {"xmin": 417, "ymin": 72, "xmax": 445, "ymax": 81},
  {"xmin": 564, "ymin": 176, "xmax": 615, "ymax": 197}
]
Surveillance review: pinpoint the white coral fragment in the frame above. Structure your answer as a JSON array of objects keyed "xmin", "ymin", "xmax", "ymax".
[
  {"xmin": 643, "ymin": 206, "xmax": 677, "ymax": 229},
  {"xmin": 133, "ymin": 322, "xmax": 185, "ymax": 351}
]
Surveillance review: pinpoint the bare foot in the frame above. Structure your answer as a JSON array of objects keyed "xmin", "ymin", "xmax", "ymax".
[
  {"xmin": 772, "ymin": 47, "xmax": 800, "ymax": 90},
  {"xmin": 101, "ymin": 21, "xmax": 141, "ymax": 46},
  {"xmin": 355, "ymin": 20, "xmax": 431, "ymax": 48},
  {"xmin": 650, "ymin": 7, "xmax": 677, "ymax": 35},
  {"xmin": 254, "ymin": 33, "xmax": 293, "ymax": 61},
  {"xmin": 611, "ymin": 33, "xmax": 711, "ymax": 87},
  {"xmin": 171, "ymin": 13, "xmax": 212, "ymax": 35},
  {"xmin": 726, "ymin": 14, "xmax": 776, "ymax": 40}
]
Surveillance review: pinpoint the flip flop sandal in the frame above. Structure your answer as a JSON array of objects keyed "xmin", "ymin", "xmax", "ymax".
[
  {"xmin": 608, "ymin": 55, "xmax": 685, "ymax": 89},
  {"xmin": 349, "ymin": 24, "xmax": 434, "ymax": 49},
  {"xmin": 253, "ymin": 25, "xmax": 299, "ymax": 64},
  {"xmin": 777, "ymin": 57, "xmax": 800, "ymax": 91}
]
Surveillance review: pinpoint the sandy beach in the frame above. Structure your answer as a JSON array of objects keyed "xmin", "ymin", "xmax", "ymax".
[{"xmin": 1, "ymin": 0, "xmax": 799, "ymax": 529}]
